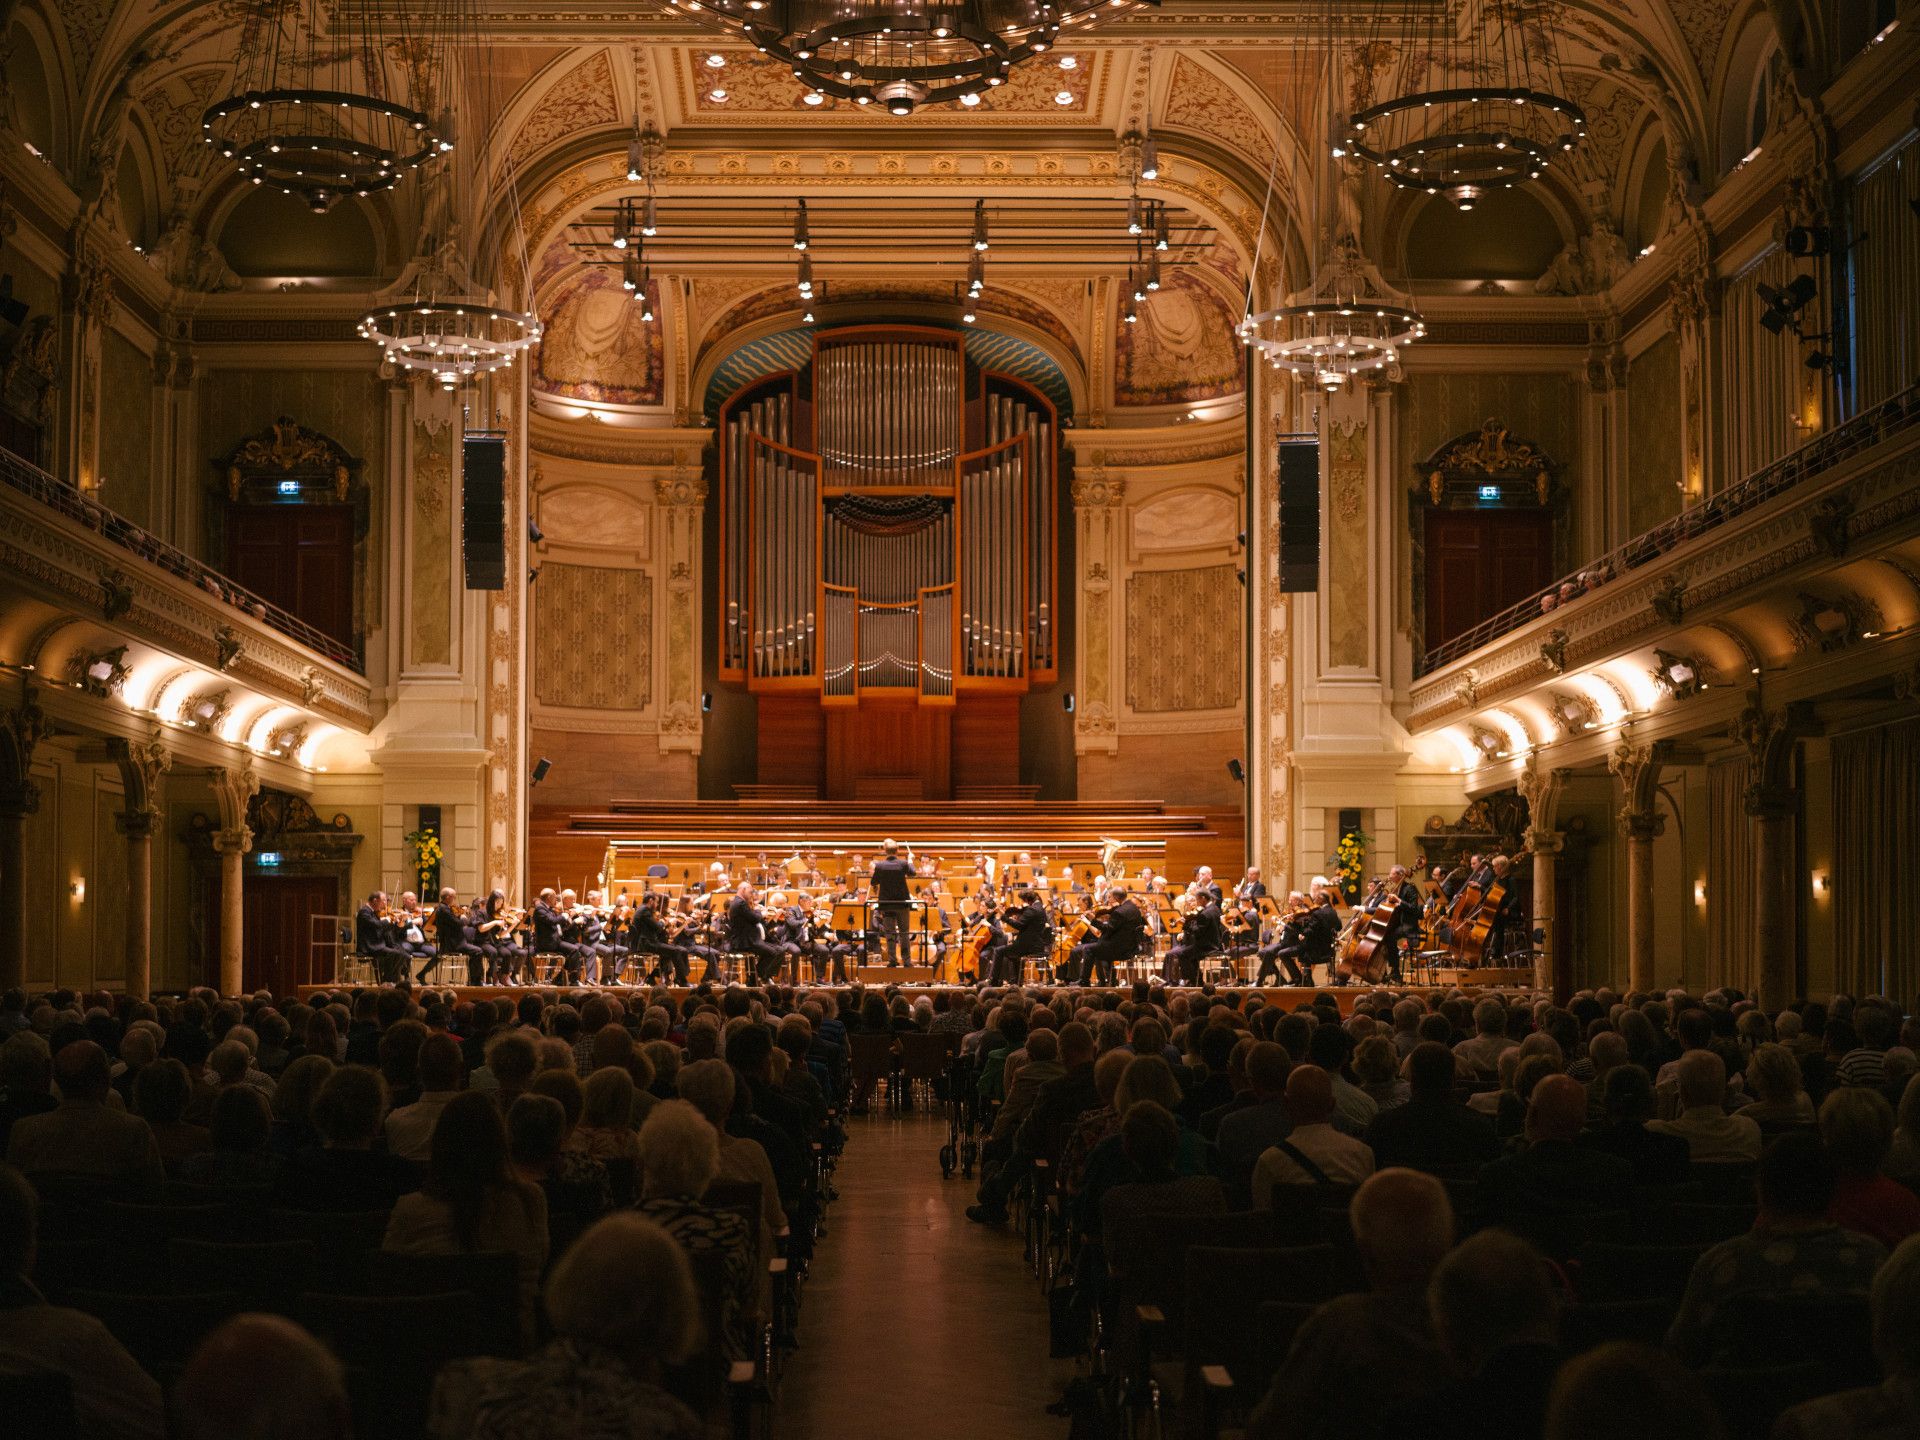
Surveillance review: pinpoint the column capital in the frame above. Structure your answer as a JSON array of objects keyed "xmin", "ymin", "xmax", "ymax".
[
  {"xmin": 1730, "ymin": 691, "xmax": 1802, "ymax": 795},
  {"xmin": 109, "ymin": 729, "xmax": 170, "ymax": 822},
  {"xmin": 116, "ymin": 808, "xmax": 159, "ymax": 840},
  {"xmin": 1743, "ymin": 783, "xmax": 1798, "ymax": 822},
  {"xmin": 211, "ymin": 826, "xmax": 253, "ymax": 856},
  {"xmin": 1524, "ymin": 827, "xmax": 1565, "ymax": 856},
  {"xmin": 1070, "ymin": 470, "xmax": 1125, "ymax": 509},
  {"xmin": 208, "ymin": 764, "xmax": 259, "ymax": 832},
  {"xmin": 1516, "ymin": 753, "xmax": 1566, "ymax": 834},
  {"xmin": 1619, "ymin": 810, "xmax": 1665, "ymax": 842}
]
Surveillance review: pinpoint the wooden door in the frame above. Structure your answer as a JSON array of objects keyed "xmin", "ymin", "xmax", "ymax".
[
  {"xmin": 205, "ymin": 874, "xmax": 338, "ymax": 994},
  {"xmin": 227, "ymin": 504, "xmax": 355, "ymax": 649},
  {"xmin": 1423, "ymin": 508, "xmax": 1554, "ymax": 652}
]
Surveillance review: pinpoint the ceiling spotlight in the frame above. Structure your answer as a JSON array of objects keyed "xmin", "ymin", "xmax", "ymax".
[
  {"xmin": 640, "ymin": 194, "xmax": 657, "ymax": 236},
  {"xmin": 962, "ymin": 303, "xmax": 977, "ymax": 323},
  {"xmin": 796, "ymin": 251, "xmax": 814, "ymax": 295},
  {"xmin": 804, "ymin": 91, "xmax": 825, "ymax": 105},
  {"xmin": 626, "ymin": 132, "xmax": 644, "ymax": 181},
  {"xmin": 1059, "ymin": 55, "xmax": 1079, "ymax": 70},
  {"xmin": 708, "ymin": 87, "xmax": 728, "ymax": 102},
  {"xmin": 1054, "ymin": 89, "xmax": 1073, "ymax": 105},
  {"xmin": 967, "ymin": 250, "xmax": 984, "ymax": 295},
  {"xmin": 612, "ymin": 209, "xmax": 630, "ymax": 249},
  {"xmin": 972, "ymin": 198, "xmax": 989, "ymax": 251},
  {"xmin": 1127, "ymin": 193, "xmax": 1143, "ymax": 235},
  {"xmin": 1154, "ymin": 207, "xmax": 1170, "ymax": 251},
  {"xmin": 1139, "ymin": 134, "xmax": 1159, "ymax": 180},
  {"xmin": 1784, "ymin": 224, "xmax": 1830, "ymax": 257},
  {"xmin": 959, "ymin": 92, "xmax": 981, "ymax": 107},
  {"xmin": 1123, "ymin": 296, "xmax": 1138, "ymax": 324},
  {"xmin": 877, "ymin": 77, "xmax": 927, "ymax": 116},
  {"xmin": 705, "ymin": 52, "xmax": 726, "ymax": 68},
  {"xmin": 1145, "ymin": 254, "xmax": 1161, "ymax": 291},
  {"xmin": 793, "ymin": 199, "xmax": 809, "ymax": 251}
]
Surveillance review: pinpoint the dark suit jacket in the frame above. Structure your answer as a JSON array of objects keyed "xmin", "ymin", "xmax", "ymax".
[
  {"xmin": 433, "ymin": 903, "xmax": 469, "ymax": 952},
  {"xmin": 1477, "ymin": 1139, "xmax": 1635, "ymax": 1259},
  {"xmin": 1016, "ymin": 1062, "xmax": 1102, "ymax": 1163},
  {"xmin": 1091, "ymin": 900, "xmax": 1146, "ymax": 957},
  {"xmin": 727, "ymin": 896, "xmax": 764, "ymax": 950},
  {"xmin": 354, "ymin": 904, "xmax": 393, "ymax": 952},
  {"xmin": 1576, "ymin": 1120, "xmax": 1692, "ymax": 1186},
  {"xmin": 1177, "ymin": 902, "xmax": 1226, "ymax": 952},
  {"xmin": 870, "ymin": 858, "xmax": 913, "ymax": 905},
  {"xmin": 532, "ymin": 902, "xmax": 567, "ymax": 952},
  {"xmin": 1362, "ymin": 1095, "xmax": 1501, "ymax": 1172}
]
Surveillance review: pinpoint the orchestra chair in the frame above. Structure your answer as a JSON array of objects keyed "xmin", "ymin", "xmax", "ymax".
[
  {"xmin": 531, "ymin": 952, "xmax": 568, "ymax": 985},
  {"xmin": 338, "ymin": 953, "xmax": 376, "ymax": 986}
]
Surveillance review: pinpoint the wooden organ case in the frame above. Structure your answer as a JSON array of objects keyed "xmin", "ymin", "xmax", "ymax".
[{"xmin": 717, "ymin": 325, "xmax": 1061, "ymax": 799}]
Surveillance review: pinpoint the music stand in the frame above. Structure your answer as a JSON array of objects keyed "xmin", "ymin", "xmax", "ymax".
[
  {"xmin": 1003, "ymin": 864, "xmax": 1034, "ymax": 886},
  {"xmin": 907, "ymin": 901, "xmax": 940, "ymax": 972},
  {"xmin": 907, "ymin": 874, "xmax": 938, "ymax": 899}
]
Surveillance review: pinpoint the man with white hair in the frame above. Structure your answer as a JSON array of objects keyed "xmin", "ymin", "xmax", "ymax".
[
  {"xmin": 727, "ymin": 881, "xmax": 785, "ymax": 983},
  {"xmin": 1245, "ymin": 1168, "xmax": 1455, "ymax": 1440},
  {"xmin": 1647, "ymin": 1049, "xmax": 1762, "ymax": 1162}
]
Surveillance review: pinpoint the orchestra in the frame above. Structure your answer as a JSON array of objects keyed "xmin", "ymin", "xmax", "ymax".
[{"xmin": 342, "ymin": 840, "xmax": 1531, "ymax": 989}]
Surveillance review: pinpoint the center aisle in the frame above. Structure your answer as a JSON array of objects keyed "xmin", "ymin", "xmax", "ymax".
[{"xmin": 778, "ymin": 1108, "xmax": 1068, "ymax": 1440}]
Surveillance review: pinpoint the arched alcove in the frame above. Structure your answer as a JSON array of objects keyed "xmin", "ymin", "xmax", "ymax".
[
  {"xmin": 1402, "ymin": 189, "xmax": 1567, "ymax": 282},
  {"xmin": 215, "ymin": 188, "xmax": 380, "ymax": 277},
  {"xmin": 7, "ymin": 23, "xmax": 56, "ymax": 160}
]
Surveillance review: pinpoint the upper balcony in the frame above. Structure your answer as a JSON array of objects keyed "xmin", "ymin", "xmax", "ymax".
[
  {"xmin": 1406, "ymin": 382, "xmax": 1920, "ymax": 774},
  {"xmin": 0, "ymin": 448, "xmax": 375, "ymax": 748}
]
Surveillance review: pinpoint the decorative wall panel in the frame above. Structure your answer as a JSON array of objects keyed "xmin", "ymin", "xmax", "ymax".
[
  {"xmin": 1112, "ymin": 268, "xmax": 1242, "ymax": 407},
  {"xmin": 99, "ymin": 329, "xmax": 153, "ymax": 530},
  {"xmin": 1326, "ymin": 420, "xmax": 1370, "ymax": 666},
  {"xmin": 1125, "ymin": 564, "xmax": 1241, "ymax": 713},
  {"xmin": 534, "ymin": 267, "xmax": 666, "ymax": 407},
  {"xmin": 1627, "ymin": 329, "xmax": 1682, "ymax": 535},
  {"xmin": 409, "ymin": 419, "xmax": 452, "ymax": 667},
  {"xmin": 534, "ymin": 563, "xmax": 653, "ymax": 711}
]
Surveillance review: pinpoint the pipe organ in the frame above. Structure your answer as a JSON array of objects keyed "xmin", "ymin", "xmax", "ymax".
[{"xmin": 719, "ymin": 326, "xmax": 1060, "ymax": 704}]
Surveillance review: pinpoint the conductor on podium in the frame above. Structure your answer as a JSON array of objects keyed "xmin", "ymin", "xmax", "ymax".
[{"xmin": 870, "ymin": 839, "xmax": 915, "ymax": 965}]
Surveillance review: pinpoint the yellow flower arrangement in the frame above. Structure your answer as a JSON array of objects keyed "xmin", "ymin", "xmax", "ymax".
[
  {"xmin": 404, "ymin": 827, "xmax": 443, "ymax": 892},
  {"xmin": 1329, "ymin": 829, "xmax": 1372, "ymax": 902}
]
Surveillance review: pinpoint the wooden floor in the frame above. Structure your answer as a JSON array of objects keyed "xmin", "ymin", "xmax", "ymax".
[{"xmin": 779, "ymin": 1106, "xmax": 1069, "ymax": 1439}]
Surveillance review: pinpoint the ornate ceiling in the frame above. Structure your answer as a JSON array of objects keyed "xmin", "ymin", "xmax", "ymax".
[{"xmin": 0, "ymin": 0, "xmax": 1871, "ymax": 415}]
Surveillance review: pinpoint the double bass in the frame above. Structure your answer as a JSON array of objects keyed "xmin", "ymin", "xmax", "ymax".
[
  {"xmin": 1454, "ymin": 849, "xmax": 1530, "ymax": 966},
  {"xmin": 1335, "ymin": 879, "xmax": 1397, "ymax": 984}
]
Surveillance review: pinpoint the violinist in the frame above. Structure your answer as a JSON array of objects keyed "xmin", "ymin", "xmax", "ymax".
[
  {"xmin": 763, "ymin": 890, "xmax": 807, "ymax": 978},
  {"xmin": 394, "ymin": 891, "xmax": 439, "ymax": 985},
  {"xmin": 476, "ymin": 890, "xmax": 525, "ymax": 985},
  {"xmin": 729, "ymin": 881, "xmax": 785, "ymax": 983},
  {"xmin": 628, "ymin": 894, "xmax": 690, "ymax": 984},
  {"xmin": 1164, "ymin": 889, "xmax": 1226, "ymax": 985},
  {"xmin": 531, "ymin": 888, "xmax": 574, "ymax": 983},
  {"xmin": 433, "ymin": 887, "xmax": 484, "ymax": 987},
  {"xmin": 1258, "ymin": 890, "xmax": 1333, "ymax": 987},
  {"xmin": 1068, "ymin": 884, "xmax": 1145, "ymax": 987},
  {"xmin": 995, "ymin": 889, "xmax": 1053, "ymax": 984},
  {"xmin": 354, "ymin": 891, "xmax": 410, "ymax": 985}
]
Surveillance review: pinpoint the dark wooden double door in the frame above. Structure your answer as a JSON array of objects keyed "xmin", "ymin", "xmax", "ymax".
[
  {"xmin": 205, "ymin": 874, "xmax": 338, "ymax": 994},
  {"xmin": 226, "ymin": 504, "xmax": 355, "ymax": 650},
  {"xmin": 1423, "ymin": 508, "xmax": 1554, "ymax": 652}
]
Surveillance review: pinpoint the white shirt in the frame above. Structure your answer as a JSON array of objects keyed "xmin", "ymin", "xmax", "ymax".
[
  {"xmin": 383, "ymin": 1089, "xmax": 460, "ymax": 1163},
  {"xmin": 1251, "ymin": 1122, "xmax": 1375, "ymax": 1208},
  {"xmin": 1648, "ymin": 1105, "xmax": 1763, "ymax": 1163}
]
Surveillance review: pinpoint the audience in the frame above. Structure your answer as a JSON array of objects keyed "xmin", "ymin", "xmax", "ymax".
[
  {"xmin": 172, "ymin": 1314, "xmax": 351, "ymax": 1440},
  {"xmin": 1363, "ymin": 1040, "xmax": 1499, "ymax": 1172},
  {"xmin": 279, "ymin": 1063, "xmax": 419, "ymax": 1211},
  {"xmin": 1478, "ymin": 1074, "xmax": 1633, "ymax": 1260},
  {"xmin": 1415, "ymin": 1229, "xmax": 1564, "ymax": 1440},
  {"xmin": 1819, "ymin": 1086, "xmax": 1920, "ymax": 1248},
  {"xmin": 1251, "ymin": 1064, "xmax": 1376, "ymax": 1208},
  {"xmin": 1576, "ymin": 1064, "xmax": 1690, "ymax": 1184},
  {"xmin": 385, "ymin": 1032, "xmax": 465, "ymax": 1163},
  {"xmin": 1647, "ymin": 1050, "xmax": 1761, "ymax": 1162},
  {"xmin": 384, "ymin": 1089, "xmax": 549, "ymax": 1345},
  {"xmin": 0, "ymin": 1162, "xmax": 164, "ymax": 1440},
  {"xmin": 1543, "ymin": 1343, "xmax": 1722, "ymax": 1440},
  {"xmin": 5, "ymin": 1040, "xmax": 163, "ymax": 1196},
  {"xmin": 635, "ymin": 1099, "xmax": 756, "ymax": 1360},
  {"xmin": 1772, "ymin": 1231, "xmax": 1920, "ymax": 1440}
]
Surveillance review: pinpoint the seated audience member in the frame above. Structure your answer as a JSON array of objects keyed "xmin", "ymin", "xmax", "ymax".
[
  {"xmin": 1646, "ymin": 1050, "xmax": 1761, "ymax": 1162},
  {"xmin": 279, "ymin": 1064, "xmax": 419, "ymax": 1212},
  {"xmin": 133, "ymin": 1056, "xmax": 213, "ymax": 1172},
  {"xmin": 1363, "ymin": 1041, "xmax": 1499, "ymax": 1174},
  {"xmin": 1667, "ymin": 1130, "xmax": 1887, "ymax": 1367},
  {"xmin": 1307, "ymin": 1025, "xmax": 1378, "ymax": 1136},
  {"xmin": 1214, "ymin": 1042, "xmax": 1297, "ymax": 1197},
  {"xmin": 270, "ymin": 1053, "xmax": 335, "ymax": 1155},
  {"xmin": 1251, "ymin": 1064, "xmax": 1375, "ymax": 1209},
  {"xmin": 1542, "ymin": 1342, "xmax": 1723, "ymax": 1440},
  {"xmin": 1837, "ymin": 1004, "xmax": 1898, "ymax": 1090},
  {"xmin": 1742, "ymin": 1041, "xmax": 1818, "ymax": 1128},
  {"xmin": 173, "ymin": 1314, "xmax": 351, "ymax": 1440},
  {"xmin": 384, "ymin": 1032, "xmax": 465, "ymax": 1164},
  {"xmin": 178, "ymin": 1083, "xmax": 281, "ymax": 1188},
  {"xmin": 1074, "ymin": 1055, "xmax": 1210, "ymax": 1233},
  {"xmin": 1059, "ymin": 1049, "xmax": 1132, "ymax": 1199},
  {"xmin": 1453, "ymin": 998, "xmax": 1520, "ymax": 1075},
  {"xmin": 4, "ymin": 1040, "xmax": 162, "ymax": 1196},
  {"xmin": 1351, "ymin": 1035, "xmax": 1410, "ymax": 1113},
  {"xmin": 1409, "ymin": 1229, "xmax": 1563, "ymax": 1440},
  {"xmin": 1246, "ymin": 1168, "xmax": 1455, "ymax": 1440},
  {"xmin": 1097, "ymin": 1101, "xmax": 1226, "ymax": 1240},
  {"xmin": 1478, "ymin": 1075, "xmax": 1633, "ymax": 1259},
  {"xmin": 572, "ymin": 1066, "xmax": 646, "ymax": 1168},
  {"xmin": 1888, "ymin": 1074, "xmax": 1920, "ymax": 1193},
  {"xmin": 1575, "ymin": 1065, "xmax": 1691, "ymax": 1186},
  {"xmin": 0, "ymin": 1032, "xmax": 56, "ymax": 1154},
  {"xmin": 385, "ymin": 1089, "xmax": 549, "ymax": 1347},
  {"xmin": 512, "ymin": 1088, "xmax": 611, "ymax": 1252},
  {"xmin": 112, "ymin": 1025, "xmax": 158, "ymax": 1106},
  {"xmin": 635, "ymin": 1099, "xmax": 756, "ymax": 1361},
  {"xmin": 429, "ymin": 1213, "xmax": 702, "ymax": 1440},
  {"xmin": 0, "ymin": 1162, "xmax": 165, "ymax": 1440},
  {"xmin": 1821, "ymin": 1086, "xmax": 1920, "ymax": 1249},
  {"xmin": 677, "ymin": 1059, "xmax": 786, "ymax": 1243},
  {"xmin": 1773, "ymin": 1231, "xmax": 1920, "ymax": 1440}
]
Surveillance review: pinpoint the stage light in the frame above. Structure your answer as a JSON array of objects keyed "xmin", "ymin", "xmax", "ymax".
[
  {"xmin": 972, "ymin": 198, "xmax": 989, "ymax": 251},
  {"xmin": 530, "ymin": 757, "xmax": 552, "ymax": 786},
  {"xmin": 793, "ymin": 199, "xmax": 809, "ymax": 251},
  {"xmin": 1226, "ymin": 758, "xmax": 1245, "ymax": 783},
  {"xmin": 1784, "ymin": 225, "xmax": 1829, "ymax": 257},
  {"xmin": 1139, "ymin": 134, "xmax": 1158, "ymax": 180}
]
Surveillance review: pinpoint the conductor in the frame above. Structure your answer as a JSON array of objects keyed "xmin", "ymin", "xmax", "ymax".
[{"xmin": 870, "ymin": 839, "xmax": 915, "ymax": 966}]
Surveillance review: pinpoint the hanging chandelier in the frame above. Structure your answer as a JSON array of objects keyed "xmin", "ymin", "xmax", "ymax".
[
  {"xmin": 668, "ymin": 0, "xmax": 1159, "ymax": 114},
  {"xmin": 201, "ymin": 0, "xmax": 458, "ymax": 214},
  {"xmin": 1343, "ymin": 0, "xmax": 1585, "ymax": 211},
  {"xmin": 357, "ymin": 301, "xmax": 542, "ymax": 391}
]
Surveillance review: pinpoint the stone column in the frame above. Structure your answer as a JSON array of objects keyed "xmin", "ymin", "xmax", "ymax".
[
  {"xmin": 1526, "ymin": 828, "xmax": 1566, "ymax": 998},
  {"xmin": 1609, "ymin": 741, "xmax": 1670, "ymax": 997},
  {"xmin": 1733, "ymin": 694, "xmax": 1802, "ymax": 1007},
  {"xmin": 109, "ymin": 731, "xmax": 169, "ymax": 1000},
  {"xmin": 211, "ymin": 829, "xmax": 248, "ymax": 995},
  {"xmin": 208, "ymin": 765, "xmax": 259, "ymax": 996},
  {"xmin": 0, "ymin": 690, "xmax": 48, "ymax": 993}
]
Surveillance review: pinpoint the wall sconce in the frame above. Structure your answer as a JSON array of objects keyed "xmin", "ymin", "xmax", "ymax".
[
  {"xmin": 1811, "ymin": 870, "xmax": 1830, "ymax": 900},
  {"xmin": 1651, "ymin": 648, "xmax": 1708, "ymax": 700},
  {"xmin": 1693, "ymin": 880, "xmax": 1707, "ymax": 907},
  {"xmin": 69, "ymin": 878, "xmax": 86, "ymax": 902}
]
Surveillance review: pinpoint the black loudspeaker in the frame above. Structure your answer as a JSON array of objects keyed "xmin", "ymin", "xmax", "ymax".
[
  {"xmin": 462, "ymin": 432, "xmax": 507, "ymax": 590},
  {"xmin": 1277, "ymin": 437, "xmax": 1320, "ymax": 594},
  {"xmin": 530, "ymin": 757, "xmax": 552, "ymax": 786}
]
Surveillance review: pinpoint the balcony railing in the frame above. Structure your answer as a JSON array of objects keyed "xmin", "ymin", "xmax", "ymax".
[
  {"xmin": 1419, "ymin": 381, "xmax": 1920, "ymax": 675},
  {"xmin": 0, "ymin": 446, "xmax": 362, "ymax": 672}
]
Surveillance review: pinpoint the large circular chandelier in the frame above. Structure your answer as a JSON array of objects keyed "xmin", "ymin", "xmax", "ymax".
[
  {"xmin": 201, "ymin": 0, "xmax": 457, "ymax": 214},
  {"xmin": 1344, "ymin": 0, "xmax": 1585, "ymax": 210},
  {"xmin": 358, "ymin": 302, "xmax": 541, "ymax": 391},
  {"xmin": 669, "ymin": 0, "xmax": 1159, "ymax": 114},
  {"xmin": 1240, "ymin": 262, "xmax": 1426, "ymax": 393}
]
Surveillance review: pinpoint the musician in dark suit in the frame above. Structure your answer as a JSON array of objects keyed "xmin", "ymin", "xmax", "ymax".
[
  {"xmin": 1476, "ymin": 854, "xmax": 1522, "ymax": 962},
  {"xmin": 984, "ymin": 891, "xmax": 1046, "ymax": 984},
  {"xmin": 629, "ymin": 895, "xmax": 691, "ymax": 984},
  {"xmin": 728, "ymin": 883, "xmax": 785, "ymax": 983},
  {"xmin": 531, "ymin": 888, "xmax": 572, "ymax": 983},
  {"xmin": 1258, "ymin": 891, "xmax": 1336, "ymax": 986},
  {"xmin": 1069, "ymin": 886, "xmax": 1145, "ymax": 987},
  {"xmin": 433, "ymin": 887, "xmax": 484, "ymax": 987},
  {"xmin": 1381, "ymin": 865, "xmax": 1424, "ymax": 981},
  {"xmin": 393, "ymin": 891, "xmax": 439, "ymax": 984},
  {"xmin": 354, "ymin": 893, "xmax": 410, "ymax": 984},
  {"xmin": 1164, "ymin": 895, "xmax": 1226, "ymax": 985},
  {"xmin": 869, "ymin": 840, "xmax": 915, "ymax": 965},
  {"xmin": 1235, "ymin": 868, "xmax": 1267, "ymax": 903}
]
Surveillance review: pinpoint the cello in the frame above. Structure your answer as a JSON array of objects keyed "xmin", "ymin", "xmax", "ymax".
[
  {"xmin": 1454, "ymin": 849, "xmax": 1530, "ymax": 967},
  {"xmin": 1335, "ymin": 879, "xmax": 1397, "ymax": 984}
]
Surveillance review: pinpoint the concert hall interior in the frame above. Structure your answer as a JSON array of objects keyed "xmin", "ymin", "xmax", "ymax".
[{"xmin": 2, "ymin": 0, "xmax": 1920, "ymax": 1437}]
